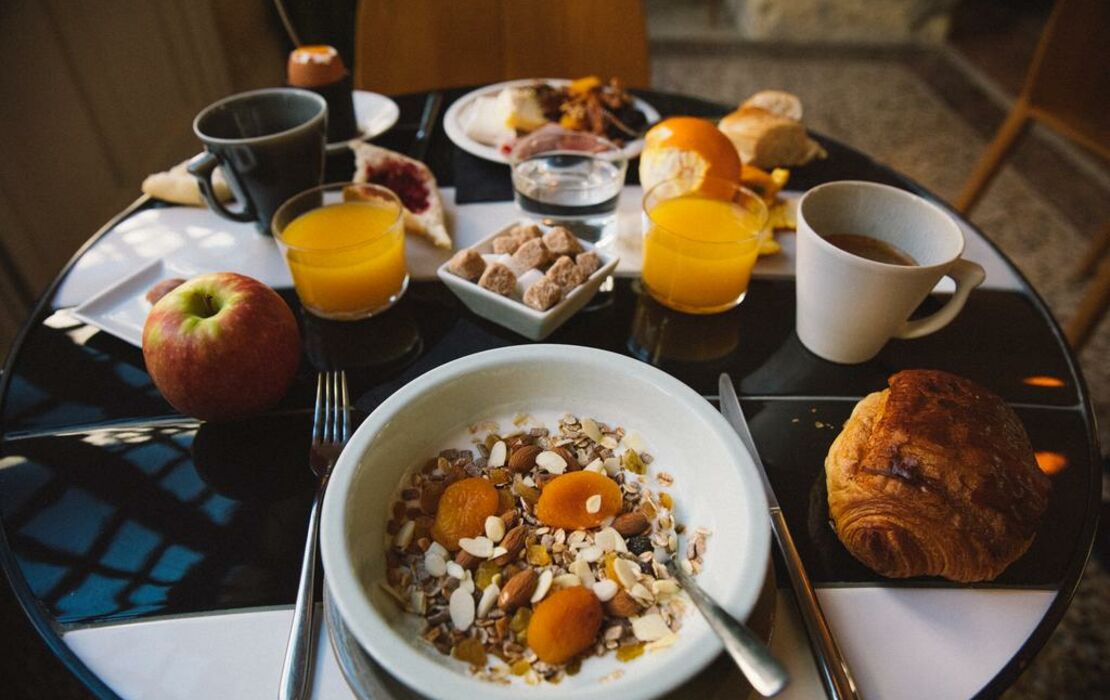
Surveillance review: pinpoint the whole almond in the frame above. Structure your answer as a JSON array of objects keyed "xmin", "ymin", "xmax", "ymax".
[
  {"xmin": 611, "ymin": 511, "xmax": 650, "ymax": 537},
  {"xmin": 494, "ymin": 525, "xmax": 526, "ymax": 565},
  {"xmin": 603, "ymin": 589, "xmax": 643, "ymax": 618},
  {"xmin": 454, "ymin": 549, "xmax": 482, "ymax": 570},
  {"xmin": 508, "ymin": 444, "xmax": 543, "ymax": 473},
  {"xmin": 550, "ymin": 446, "xmax": 580, "ymax": 470},
  {"xmin": 535, "ymin": 472, "xmax": 558, "ymax": 489},
  {"xmin": 499, "ymin": 509, "xmax": 519, "ymax": 529},
  {"xmin": 498, "ymin": 569, "xmax": 539, "ymax": 612}
]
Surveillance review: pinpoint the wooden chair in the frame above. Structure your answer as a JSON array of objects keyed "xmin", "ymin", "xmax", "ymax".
[
  {"xmin": 351, "ymin": 0, "xmax": 651, "ymax": 96},
  {"xmin": 953, "ymin": 0, "xmax": 1110, "ymax": 349}
]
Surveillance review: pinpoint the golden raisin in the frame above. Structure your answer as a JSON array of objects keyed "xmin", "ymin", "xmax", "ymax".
[
  {"xmin": 509, "ymin": 607, "xmax": 532, "ymax": 633},
  {"xmin": 527, "ymin": 544, "xmax": 551, "ymax": 566},
  {"xmin": 616, "ymin": 642, "xmax": 645, "ymax": 662},
  {"xmin": 513, "ymin": 478, "xmax": 541, "ymax": 505},
  {"xmin": 535, "ymin": 471, "xmax": 622, "ymax": 529},
  {"xmin": 660, "ymin": 492, "xmax": 674, "ymax": 510},
  {"xmin": 489, "ymin": 468, "xmax": 510, "ymax": 486},
  {"xmin": 431, "ymin": 477, "xmax": 500, "ymax": 551},
  {"xmin": 622, "ymin": 450, "xmax": 646, "ymax": 474},
  {"xmin": 527, "ymin": 587, "xmax": 604, "ymax": 665},
  {"xmin": 510, "ymin": 659, "xmax": 532, "ymax": 676},
  {"xmin": 452, "ymin": 637, "xmax": 487, "ymax": 666},
  {"xmin": 475, "ymin": 560, "xmax": 500, "ymax": 590}
]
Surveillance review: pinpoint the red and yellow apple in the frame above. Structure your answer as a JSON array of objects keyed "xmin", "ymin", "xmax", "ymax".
[{"xmin": 142, "ymin": 272, "xmax": 300, "ymax": 421}]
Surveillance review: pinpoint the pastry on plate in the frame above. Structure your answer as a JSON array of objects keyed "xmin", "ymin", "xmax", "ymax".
[
  {"xmin": 351, "ymin": 143, "xmax": 450, "ymax": 249},
  {"xmin": 825, "ymin": 369, "xmax": 1050, "ymax": 582}
]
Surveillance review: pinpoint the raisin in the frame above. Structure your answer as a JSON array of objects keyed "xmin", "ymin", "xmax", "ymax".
[{"xmin": 627, "ymin": 535, "xmax": 651, "ymax": 555}]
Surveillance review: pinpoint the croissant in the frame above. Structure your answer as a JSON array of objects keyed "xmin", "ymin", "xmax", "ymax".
[{"xmin": 825, "ymin": 370, "xmax": 1050, "ymax": 582}]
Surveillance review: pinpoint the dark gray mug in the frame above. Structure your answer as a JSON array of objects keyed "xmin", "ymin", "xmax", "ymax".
[{"xmin": 189, "ymin": 88, "xmax": 327, "ymax": 234}]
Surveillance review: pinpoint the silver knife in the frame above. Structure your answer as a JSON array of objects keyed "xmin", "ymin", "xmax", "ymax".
[{"xmin": 718, "ymin": 374, "xmax": 862, "ymax": 700}]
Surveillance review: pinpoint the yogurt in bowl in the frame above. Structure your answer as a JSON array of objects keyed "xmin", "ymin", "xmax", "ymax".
[{"xmin": 320, "ymin": 345, "xmax": 770, "ymax": 699}]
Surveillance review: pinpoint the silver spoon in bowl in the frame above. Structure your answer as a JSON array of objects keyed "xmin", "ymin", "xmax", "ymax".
[{"xmin": 669, "ymin": 561, "xmax": 789, "ymax": 697}]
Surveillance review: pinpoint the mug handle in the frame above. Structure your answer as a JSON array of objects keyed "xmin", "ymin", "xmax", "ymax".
[
  {"xmin": 187, "ymin": 152, "xmax": 255, "ymax": 223},
  {"xmin": 895, "ymin": 258, "xmax": 986, "ymax": 339}
]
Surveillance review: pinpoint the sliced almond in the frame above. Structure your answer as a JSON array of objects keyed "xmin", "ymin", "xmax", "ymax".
[
  {"xmin": 530, "ymin": 569, "xmax": 554, "ymax": 603},
  {"xmin": 552, "ymin": 573, "xmax": 583, "ymax": 589},
  {"xmin": 446, "ymin": 560, "xmax": 466, "ymax": 580},
  {"xmin": 612, "ymin": 558, "xmax": 640, "ymax": 589},
  {"xmin": 488, "ymin": 440, "xmax": 507, "ymax": 467},
  {"xmin": 581, "ymin": 417, "xmax": 604, "ymax": 443},
  {"xmin": 577, "ymin": 545, "xmax": 603, "ymax": 563},
  {"xmin": 424, "ymin": 551, "xmax": 447, "ymax": 578},
  {"xmin": 569, "ymin": 559, "xmax": 595, "ymax": 587},
  {"xmin": 477, "ymin": 583, "xmax": 500, "ymax": 618},
  {"xmin": 459, "ymin": 536, "xmax": 494, "ymax": 558},
  {"xmin": 593, "ymin": 579, "xmax": 619, "ymax": 602},
  {"xmin": 484, "ymin": 515, "xmax": 506, "ymax": 543},
  {"xmin": 536, "ymin": 450, "xmax": 567, "ymax": 474},
  {"xmin": 652, "ymin": 579, "xmax": 680, "ymax": 599},
  {"xmin": 449, "ymin": 587, "xmax": 475, "ymax": 632},
  {"xmin": 394, "ymin": 520, "xmax": 415, "ymax": 549},
  {"xmin": 584, "ymin": 458, "xmax": 605, "ymax": 473},
  {"xmin": 585, "ymin": 494, "xmax": 602, "ymax": 514},
  {"xmin": 631, "ymin": 613, "xmax": 670, "ymax": 642}
]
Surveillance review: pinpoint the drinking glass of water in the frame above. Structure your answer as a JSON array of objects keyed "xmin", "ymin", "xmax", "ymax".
[{"xmin": 509, "ymin": 130, "xmax": 627, "ymax": 245}]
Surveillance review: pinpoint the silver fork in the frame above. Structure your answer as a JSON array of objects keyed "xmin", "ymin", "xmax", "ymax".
[{"xmin": 279, "ymin": 371, "xmax": 350, "ymax": 700}]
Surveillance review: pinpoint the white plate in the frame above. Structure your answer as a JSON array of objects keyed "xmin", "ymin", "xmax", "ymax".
[
  {"xmin": 326, "ymin": 90, "xmax": 401, "ymax": 154},
  {"xmin": 72, "ymin": 257, "xmax": 206, "ymax": 348},
  {"xmin": 443, "ymin": 78, "xmax": 659, "ymax": 164}
]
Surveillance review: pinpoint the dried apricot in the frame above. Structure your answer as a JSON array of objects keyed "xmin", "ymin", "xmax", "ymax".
[
  {"xmin": 535, "ymin": 471, "xmax": 622, "ymax": 529},
  {"xmin": 526, "ymin": 587, "xmax": 603, "ymax": 665},
  {"xmin": 431, "ymin": 477, "xmax": 500, "ymax": 551}
]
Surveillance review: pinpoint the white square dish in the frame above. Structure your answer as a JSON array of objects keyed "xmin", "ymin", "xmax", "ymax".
[
  {"xmin": 435, "ymin": 221, "xmax": 619, "ymax": 340},
  {"xmin": 72, "ymin": 257, "xmax": 205, "ymax": 348}
]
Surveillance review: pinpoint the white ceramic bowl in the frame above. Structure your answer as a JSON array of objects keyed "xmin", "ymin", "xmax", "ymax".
[
  {"xmin": 320, "ymin": 346, "xmax": 770, "ymax": 700},
  {"xmin": 436, "ymin": 222, "xmax": 619, "ymax": 340}
]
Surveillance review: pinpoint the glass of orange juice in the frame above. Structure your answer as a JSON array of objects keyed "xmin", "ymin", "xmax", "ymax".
[
  {"xmin": 641, "ymin": 177, "xmax": 768, "ymax": 314},
  {"xmin": 273, "ymin": 183, "xmax": 407, "ymax": 320}
]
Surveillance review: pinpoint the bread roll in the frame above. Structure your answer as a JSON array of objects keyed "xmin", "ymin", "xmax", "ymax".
[
  {"xmin": 825, "ymin": 370, "xmax": 1050, "ymax": 582},
  {"xmin": 719, "ymin": 107, "xmax": 825, "ymax": 169}
]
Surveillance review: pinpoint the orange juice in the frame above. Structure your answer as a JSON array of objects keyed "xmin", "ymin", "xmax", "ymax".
[
  {"xmin": 642, "ymin": 194, "xmax": 764, "ymax": 313},
  {"xmin": 280, "ymin": 200, "xmax": 406, "ymax": 318}
]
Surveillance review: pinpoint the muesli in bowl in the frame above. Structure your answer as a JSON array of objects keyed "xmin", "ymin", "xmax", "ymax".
[{"xmin": 381, "ymin": 413, "xmax": 710, "ymax": 685}]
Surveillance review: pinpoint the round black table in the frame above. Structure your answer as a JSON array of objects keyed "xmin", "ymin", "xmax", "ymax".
[{"xmin": 0, "ymin": 88, "xmax": 1100, "ymax": 700}]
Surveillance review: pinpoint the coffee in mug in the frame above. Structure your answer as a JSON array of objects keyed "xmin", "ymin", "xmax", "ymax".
[
  {"xmin": 189, "ymin": 88, "xmax": 327, "ymax": 234},
  {"xmin": 795, "ymin": 181, "xmax": 985, "ymax": 364}
]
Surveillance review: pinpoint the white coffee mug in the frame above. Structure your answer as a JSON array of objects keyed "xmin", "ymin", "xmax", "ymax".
[{"xmin": 795, "ymin": 181, "xmax": 986, "ymax": 364}]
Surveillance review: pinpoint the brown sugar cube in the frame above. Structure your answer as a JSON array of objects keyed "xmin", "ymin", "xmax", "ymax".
[
  {"xmin": 542, "ymin": 226, "xmax": 583, "ymax": 256},
  {"xmin": 546, "ymin": 255, "xmax": 586, "ymax": 290},
  {"xmin": 447, "ymin": 248, "xmax": 486, "ymax": 281},
  {"xmin": 511, "ymin": 238, "xmax": 550, "ymax": 270},
  {"xmin": 511, "ymin": 223, "xmax": 543, "ymax": 243},
  {"xmin": 478, "ymin": 262, "xmax": 517, "ymax": 296},
  {"xmin": 523, "ymin": 276, "xmax": 564, "ymax": 311},
  {"xmin": 492, "ymin": 234, "xmax": 520, "ymax": 255},
  {"xmin": 576, "ymin": 251, "xmax": 601, "ymax": 277}
]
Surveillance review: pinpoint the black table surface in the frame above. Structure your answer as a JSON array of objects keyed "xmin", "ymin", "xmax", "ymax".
[{"xmin": 0, "ymin": 88, "xmax": 1100, "ymax": 699}]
